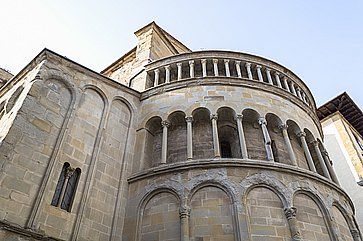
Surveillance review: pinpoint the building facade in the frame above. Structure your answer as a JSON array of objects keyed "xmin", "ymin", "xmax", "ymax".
[
  {"xmin": 0, "ymin": 22, "xmax": 361, "ymax": 241},
  {"xmin": 318, "ymin": 92, "xmax": 363, "ymax": 232}
]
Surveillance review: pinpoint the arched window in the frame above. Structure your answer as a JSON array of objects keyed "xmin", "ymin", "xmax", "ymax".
[{"xmin": 51, "ymin": 163, "xmax": 81, "ymax": 212}]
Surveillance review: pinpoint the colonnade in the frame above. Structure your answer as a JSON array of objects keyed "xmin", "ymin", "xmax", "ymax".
[
  {"xmin": 149, "ymin": 58, "xmax": 311, "ymax": 107},
  {"xmin": 155, "ymin": 113, "xmax": 339, "ymax": 185}
]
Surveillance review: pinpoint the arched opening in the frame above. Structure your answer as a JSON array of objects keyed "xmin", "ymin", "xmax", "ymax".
[
  {"xmin": 286, "ymin": 120, "xmax": 310, "ymax": 170},
  {"xmin": 167, "ymin": 111, "xmax": 187, "ymax": 163},
  {"xmin": 265, "ymin": 113, "xmax": 288, "ymax": 164},
  {"xmin": 242, "ymin": 109, "xmax": 265, "ymax": 160},
  {"xmin": 192, "ymin": 107, "xmax": 214, "ymax": 159},
  {"xmin": 144, "ymin": 116, "xmax": 162, "ymax": 168},
  {"xmin": 140, "ymin": 191, "xmax": 180, "ymax": 241},
  {"xmin": 305, "ymin": 129, "xmax": 323, "ymax": 176},
  {"xmin": 246, "ymin": 187, "xmax": 291, "ymax": 240},
  {"xmin": 217, "ymin": 107, "xmax": 240, "ymax": 158},
  {"xmin": 190, "ymin": 186, "xmax": 235, "ymax": 240},
  {"xmin": 332, "ymin": 205, "xmax": 354, "ymax": 241},
  {"xmin": 293, "ymin": 193, "xmax": 332, "ymax": 240}
]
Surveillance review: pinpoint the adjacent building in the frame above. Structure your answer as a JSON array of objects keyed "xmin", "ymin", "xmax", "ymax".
[
  {"xmin": 318, "ymin": 92, "xmax": 363, "ymax": 231},
  {"xmin": 0, "ymin": 22, "xmax": 361, "ymax": 241}
]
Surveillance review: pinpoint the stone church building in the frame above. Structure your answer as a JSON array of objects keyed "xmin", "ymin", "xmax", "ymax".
[{"xmin": 0, "ymin": 22, "xmax": 361, "ymax": 241}]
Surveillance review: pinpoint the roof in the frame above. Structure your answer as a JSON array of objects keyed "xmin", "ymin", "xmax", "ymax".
[{"xmin": 317, "ymin": 92, "xmax": 363, "ymax": 137}]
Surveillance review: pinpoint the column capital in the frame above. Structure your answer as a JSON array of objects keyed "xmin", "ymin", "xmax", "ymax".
[
  {"xmin": 179, "ymin": 206, "xmax": 191, "ymax": 218},
  {"xmin": 311, "ymin": 140, "xmax": 319, "ymax": 147},
  {"xmin": 177, "ymin": 62, "xmax": 183, "ymax": 67},
  {"xmin": 283, "ymin": 75, "xmax": 288, "ymax": 81},
  {"xmin": 274, "ymin": 72, "xmax": 280, "ymax": 77},
  {"xmin": 185, "ymin": 116, "xmax": 193, "ymax": 123},
  {"xmin": 296, "ymin": 131, "xmax": 306, "ymax": 138},
  {"xmin": 161, "ymin": 120, "xmax": 170, "ymax": 128},
  {"xmin": 265, "ymin": 67, "xmax": 271, "ymax": 72},
  {"xmin": 65, "ymin": 167, "xmax": 75, "ymax": 178},
  {"xmin": 188, "ymin": 60, "xmax": 195, "ymax": 65},
  {"xmin": 154, "ymin": 69, "xmax": 160, "ymax": 74},
  {"xmin": 224, "ymin": 59, "xmax": 230, "ymax": 64},
  {"xmin": 201, "ymin": 59, "xmax": 207, "ymax": 64},
  {"xmin": 256, "ymin": 65, "xmax": 262, "ymax": 69},
  {"xmin": 213, "ymin": 59, "xmax": 219, "ymax": 64},
  {"xmin": 235, "ymin": 114, "xmax": 243, "ymax": 121},
  {"xmin": 284, "ymin": 207, "xmax": 297, "ymax": 220},
  {"xmin": 258, "ymin": 117, "xmax": 267, "ymax": 125},
  {"xmin": 350, "ymin": 229, "xmax": 360, "ymax": 239},
  {"xmin": 245, "ymin": 62, "xmax": 251, "ymax": 67},
  {"xmin": 210, "ymin": 113, "xmax": 218, "ymax": 121},
  {"xmin": 235, "ymin": 60, "xmax": 241, "ymax": 65},
  {"xmin": 164, "ymin": 65, "xmax": 170, "ymax": 70},
  {"xmin": 278, "ymin": 124, "xmax": 289, "ymax": 131}
]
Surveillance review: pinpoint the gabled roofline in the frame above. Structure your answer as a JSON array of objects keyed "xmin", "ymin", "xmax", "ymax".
[
  {"xmin": 0, "ymin": 48, "xmax": 141, "ymax": 97},
  {"xmin": 101, "ymin": 46, "xmax": 137, "ymax": 74}
]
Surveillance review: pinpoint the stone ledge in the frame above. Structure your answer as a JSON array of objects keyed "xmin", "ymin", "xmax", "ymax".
[
  {"xmin": 0, "ymin": 220, "xmax": 62, "ymax": 241},
  {"xmin": 128, "ymin": 158, "xmax": 352, "ymax": 206}
]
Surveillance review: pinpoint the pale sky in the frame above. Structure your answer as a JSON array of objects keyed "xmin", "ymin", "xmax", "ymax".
[{"xmin": 1, "ymin": 0, "xmax": 362, "ymax": 107}]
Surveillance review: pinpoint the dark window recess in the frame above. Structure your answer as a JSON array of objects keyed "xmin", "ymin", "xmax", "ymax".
[
  {"xmin": 51, "ymin": 163, "xmax": 69, "ymax": 206},
  {"xmin": 61, "ymin": 168, "xmax": 80, "ymax": 212},
  {"xmin": 221, "ymin": 141, "xmax": 232, "ymax": 158},
  {"xmin": 271, "ymin": 140, "xmax": 279, "ymax": 162},
  {"xmin": 51, "ymin": 163, "xmax": 81, "ymax": 212}
]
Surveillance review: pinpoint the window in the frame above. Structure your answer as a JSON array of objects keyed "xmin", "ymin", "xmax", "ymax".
[{"xmin": 51, "ymin": 163, "xmax": 81, "ymax": 212}]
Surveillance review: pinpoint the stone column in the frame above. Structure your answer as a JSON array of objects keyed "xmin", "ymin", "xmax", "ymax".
[
  {"xmin": 297, "ymin": 131, "xmax": 317, "ymax": 172},
  {"xmin": 321, "ymin": 149, "xmax": 340, "ymax": 185},
  {"xmin": 284, "ymin": 207, "xmax": 302, "ymax": 241},
  {"xmin": 279, "ymin": 124, "xmax": 297, "ymax": 166},
  {"xmin": 186, "ymin": 116, "xmax": 193, "ymax": 160},
  {"xmin": 161, "ymin": 120, "xmax": 170, "ymax": 164},
  {"xmin": 177, "ymin": 63, "xmax": 182, "ymax": 80},
  {"xmin": 179, "ymin": 206, "xmax": 191, "ymax": 241},
  {"xmin": 245, "ymin": 62, "xmax": 253, "ymax": 80},
  {"xmin": 266, "ymin": 68, "xmax": 273, "ymax": 85},
  {"xmin": 256, "ymin": 65, "xmax": 263, "ymax": 82},
  {"xmin": 201, "ymin": 59, "xmax": 207, "ymax": 77},
  {"xmin": 189, "ymin": 60, "xmax": 195, "ymax": 78},
  {"xmin": 274, "ymin": 72, "xmax": 282, "ymax": 88},
  {"xmin": 236, "ymin": 114, "xmax": 248, "ymax": 159},
  {"xmin": 154, "ymin": 69, "xmax": 160, "ymax": 86},
  {"xmin": 57, "ymin": 167, "xmax": 75, "ymax": 207},
  {"xmin": 213, "ymin": 59, "xmax": 219, "ymax": 76},
  {"xmin": 235, "ymin": 61, "xmax": 242, "ymax": 78},
  {"xmin": 290, "ymin": 82, "xmax": 297, "ymax": 96},
  {"xmin": 296, "ymin": 88, "xmax": 303, "ymax": 100},
  {"xmin": 224, "ymin": 59, "xmax": 230, "ymax": 77},
  {"xmin": 258, "ymin": 117, "xmax": 274, "ymax": 161},
  {"xmin": 283, "ymin": 76, "xmax": 291, "ymax": 92},
  {"xmin": 312, "ymin": 140, "xmax": 331, "ymax": 179},
  {"xmin": 165, "ymin": 65, "xmax": 171, "ymax": 84},
  {"xmin": 211, "ymin": 114, "xmax": 220, "ymax": 158}
]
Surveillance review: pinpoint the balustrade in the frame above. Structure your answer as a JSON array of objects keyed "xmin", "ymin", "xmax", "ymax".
[{"xmin": 146, "ymin": 53, "xmax": 313, "ymax": 110}]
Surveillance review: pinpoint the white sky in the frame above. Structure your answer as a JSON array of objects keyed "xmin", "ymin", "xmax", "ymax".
[{"xmin": 1, "ymin": 0, "xmax": 363, "ymax": 107}]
